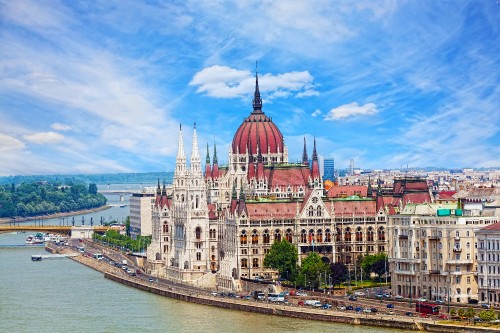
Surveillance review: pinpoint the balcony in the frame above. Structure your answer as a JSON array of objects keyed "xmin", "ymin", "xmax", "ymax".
[
  {"xmin": 453, "ymin": 247, "xmax": 462, "ymax": 252},
  {"xmin": 429, "ymin": 269, "xmax": 441, "ymax": 274},
  {"xmin": 429, "ymin": 236, "xmax": 440, "ymax": 241},
  {"xmin": 399, "ymin": 235, "xmax": 409, "ymax": 239}
]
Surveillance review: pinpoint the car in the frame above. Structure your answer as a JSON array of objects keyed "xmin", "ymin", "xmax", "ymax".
[
  {"xmin": 387, "ymin": 303, "xmax": 394, "ymax": 308},
  {"xmin": 355, "ymin": 307, "xmax": 363, "ymax": 312},
  {"xmin": 296, "ymin": 291, "xmax": 308, "ymax": 297},
  {"xmin": 354, "ymin": 291, "xmax": 366, "ymax": 296},
  {"xmin": 370, "ymin": 308, "xmax": 378, "ymax": 313},
  {"xmin": 346, "ymin": 305, "xmax": 354, "ymax": 310},
  {"xmin": 210, "ymin": 291, "xmax": 218, "ymax": 296},
  {"xmin": 122, "ymin": 265, "xmax": 127, "ymax": 270},
  {"xmin": 363, "ymin": 308, "xmax": 372, "ymax": 313},
  {"xmin": 376, "ymin": 293, "xmax": 383, "ymax": 298},
  {"xmin": 420, "ymin": 313, "xmax": 430, "ymax": 318},
  {"xmin": 434, "ymin": 299, "xmax": 444, "ymax": 305},
  {"xmin": 298, "ymin": 300, "xmax": 304, "ymax": 306},
  {"xmin": 148, "ymin": 277, "xmax": 154, "ymax": 282},
  {"xmin": 387, "ymin": 310, "xmax": 395, "ymax": 315},
  {"xmin": 337, "ymin": 306, "xmax": 346, "ymax": 311},
  {"xmin": 228, "ymin": 293, "xmax": 237, "ymax": 298},
  {"xmin": 129, "ymin": 272, "xmax": 136, "ymax": 276},
  {"xmin": 348, "ymin": 295, "xmax": 358, "ymax": 301},
  {"xmin": 417, "ymin": 298, "xmax": 427, "ymax": 302},
  {"xmin": 468, "ymin": 299, "xmax": 479, "ymax": 304},
  {"xmin": 321, "ymin": 304, "xmax": 332, "ymax": 309},
  {"xmin": 405, "ymin": 312, "xmax": 414, "ymax": 316},
  {"xmin": 481, "ymin": 303, "xmax": 490, "ymax": 309},
  {"xmin": 383, "ymin": 293, "xmax": 391, "ymax": 298},
  {"xmin": 394, "ymin": 295, "xmax": 404, "ymax": 300},
  {"xmin": 473, "ymin": 317, "xmax": 483, "ymax": 323},
  {"xmin": 438, "ymin": 314, "xmax": 449, "ymax": 319}
]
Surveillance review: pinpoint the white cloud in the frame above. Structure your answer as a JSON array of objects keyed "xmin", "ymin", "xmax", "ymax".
[
  {"xmin": 311, "ymin": 109, "xmax": 321, "ymax": 117},
  {"xmin": 0, "ymin": 133, "xmax": 25, "ymax": 152},
  {"xmin": 51, "ymin": 122, "xmax": 73, "ymax": 131},
  {"xmin": 23, "ymin": 132, "xmax": 64, "ymax": 144},
  {"xmin": 189, "ymin": 65, "xmax": 318, "ymax": 99},
  {"xmin": 324, "ymin": 102, "xmax": 378, "ymax": 120}
]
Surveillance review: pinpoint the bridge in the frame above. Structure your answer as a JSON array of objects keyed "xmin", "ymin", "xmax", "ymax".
[
  {"xmin": 98, "ymin": 190, "xmax": 141, "ymax": 195},
  {"xmin": 0, "ymin": 225, "xmax": 111, "ymax": 235}
]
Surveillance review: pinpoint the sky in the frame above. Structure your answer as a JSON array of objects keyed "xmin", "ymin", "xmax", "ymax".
[{"xmin": 1, "ymin": 0, "xmax": 499, "ymax": 176}]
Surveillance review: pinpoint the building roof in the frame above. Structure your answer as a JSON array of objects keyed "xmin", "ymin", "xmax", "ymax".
[{"xmin": 327, "ymin": 185, "xmax": 367, "ymax": 198}]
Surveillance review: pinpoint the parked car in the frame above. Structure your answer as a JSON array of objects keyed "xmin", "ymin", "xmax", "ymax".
[
  {"xmin": 148, "ymin": 277, "xmax": 154, "ymax": 282},
  {"xmin": 346, "ymin": 305, "xmax": 354, "ymax": 310},
  {"xmin": 210, "ymin": 291, "xmax": 218, "ymax": 296},
  {"xmin": 354, "ymin": 291, "xmax": 366, "ymax": 296},
  {"xmin": 420, "ymin": 313, "xmax": 430, "ymax": 318},
  {"xmin": 348, "ymin": 295, "xmax": 358, "ymax": 301},
  {"xmin": 481, "ymin": 303, "xmax": 490, "ymax": 309},
  {"xmin": 387, "ymin": 310, "xmax": 395, "ymax": 315},
  {"xmin": 394, "ymin": 295, "xmax": 404, "ymax": 300},
  {"xmin": 473, "ymin": 317, "xmax": 483, "ymax": 323},
  {"xmin": 438, "ymin": 314, "xmax": 449, "ymax": 319},
  {"xmin": 434, "ymin": 299, "xmax": 444, "ymax": 304},
  {"xmin": 376, "ymin": 293, "xmax": 383, "ymax": 298},
  {"xmin": 363, "ymin": 308, "xmax": 372, "ymax": 313},
  {"xmin": 387, "ymin": 303, "xmax": 394, "ymax": 308},
  {"xmin": 355, "ymin": 307, "xmax": 363, "ymax": 312},
  {"xmin": 321, "ymin": 304, "xmax": 332, "ymax": 309},
  {"xmin": 370, "ymin": 308, "xmax": 378, "ymax": 313},
  {"xmin": 296, "ymin": 291, "xmax": 307, "ymax": 297},
  {"xmin": 337, "ymin": 306, "xmax": 346, "ymax": 311},
  {"xmin": 383, "ymin": 293, "xmax": 391, "ymax": 298},
  {"xmin": 417, "ymin": 298, "xmax": 427, "ymax": 302},
  {"xmin": 405, "ymin": 312, "xmax": 414, "ymax": 316}
]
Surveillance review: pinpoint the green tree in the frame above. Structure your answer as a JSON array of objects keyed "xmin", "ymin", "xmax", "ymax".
[
  {"xmin": 125, "ymin": 216, "xmax": 131, "ymax": 236},
  {"xmin": 263, "ymin": 239, "xmax": 298, "ymax": 280},
  {"xmin": 299, "ymin": 252, "xmax": 329, "ymax": 289},
  {"xmin": 457, "ymin": 308, "xmax": 465, "ymax": 319},
  {"xmin": 88, "ymin": 183, "xmax": 98, "ymax": 195},
  {"xmin": 465, "ymin": 307, "xmax": 475, "ymax": 323},
  {"xmin": 479, "ymin": 309, "xmax": 496, "ymax": 321},
  {"xmin": 450, "ymin": 308, "xmax": 456, "ymax": 316},
  {"xmin": 330, "ymin": 262, "xmax": 348, "ymax": 288},
  {"xmin": 361, "ymin": 253, "xmax": 387, "ymax": 278}
]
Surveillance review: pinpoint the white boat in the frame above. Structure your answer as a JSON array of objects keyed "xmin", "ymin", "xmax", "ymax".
[{"xmin": 26, "ymin": 235, "xmax": 34, "ymax": 244}]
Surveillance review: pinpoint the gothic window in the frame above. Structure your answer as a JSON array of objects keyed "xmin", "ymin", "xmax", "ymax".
[
  {"xmin": 196, "ymin": 252, "xmax": 201, "ymax": 261},
  {"xmin": 316, "ymin": 206, "xmax": 322, "ymax": 217},
  {"xmin": 301, "ymin": 229, "xmax": 307, "ymax": 243},
  {"xmin": 252, "ymin": 258, "xmax": 259, "ymax": 268},
  {"xmin": 356, "ymin": 227, "xmax": 363, "ymax": 242},
  {"xmin": 344, "ymin": 228, "xmax": 351, "ymax": 242},
  {"xmin": 378, "ymin": 227, "xmax": 385, "ymax": 241},
  {"xmin": 181, "ymin": 194, "xmax": 185, "ymax": 202},
  {"xmin": 196, "ymin": 195, "xmax": 199, "ymax": 209},
  {"xmin": 195, "ymin": 227, "xmax": 202, "ymax": 240},
  {"xmin": 274, "ymin": 229, "xmax": 281, "ymax": 242},
  {"xmin": 308, "ymin": 206, "xmax": 314, "ymax": 217},
  {"xmin": 241, "ymin": 258, "xmax": 248, "ymax": 268},
  {"xmin": 211, "ymin": 246, "xmax": 215, "ymax": 253},
  {"xmin": 367, "ymin": 227, "xmax": 374, "ymax": 241},
  {"xmin": 184, "ymin": 261, "xmax": 189, "ymax": 269},
  {"xmin": 309, "ymin": 229, "xmax": 314, "ymax": 243},
  {"xmin": 316, "ymin": 229, "xmax": 322, "ymax": 243},
  {"xmin": 285, "ymin": 229, "xmax": 293, "ymax": 243},
  {"xmin": 163, "ymin": 223, "xmax": 168, "ymax": 233},
  {"xmin": 252, "ymin": 230, "xmax": 259, "ymax": 244},
  {"xmin": 240, "ymin": 230, "xmax": 247, "ymax": 245},
  {"xmin": 263, "ymin": 230, "xmax": 270, "ymax": 244},
  {"xmin": 325, "ymin": 229, "xmax": 331, "ymax": 242}
]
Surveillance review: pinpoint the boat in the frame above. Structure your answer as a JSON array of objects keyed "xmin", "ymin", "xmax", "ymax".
[
  {"xmin": 120, "ymin": 204, "xmax": 126, "ymax": 208},
  {"xmin": 26, "ymin": 235, "xmax": 34, "ymax": 244},
  {"xmin": 31, "ymin": 255, "xmax": 42, "ymax": 261}
]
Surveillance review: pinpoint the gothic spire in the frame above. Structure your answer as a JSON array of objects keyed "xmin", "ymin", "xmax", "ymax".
[
  {"xmin": 232, "ymin": 183, "xmax": 237, "ymax": 199},
  {"xmin": 312, "ymin": 137, "xmax": 318, "ymax": 161},
  {"xmin": 213, "ymin": 142, "xmax": 218, "ymax": 165},
  {"xmin": 190, "ymin": 122, "xmax": 201, "ymax": 175},
  {"xmin": 252, "ymin": 62, "xmax": 262, "ymax": 113},
  {"xmin": 367, "ymin": 176, "xmax": 372, "ymax": 197},
  {"xmin": 156, "ymin": 177, "xmax": 161, "ymax": 195},
  {"xmin": 206, "ymin": 142, "xmax": 210, "ymax": 165},
  {"xmin": 239, "ymin": 184, "xmax": 245, "ymax": 200},
  {"xmin": 302, "ymin": 136, "xmax": 308, "ymax": 165},
  {"xmin": 377, "ymin": 176, "xmax": 382, "ymax": 196},
  {"xmin": 176, "ymin": 123, "xmax": 185, "ymax": 160}
]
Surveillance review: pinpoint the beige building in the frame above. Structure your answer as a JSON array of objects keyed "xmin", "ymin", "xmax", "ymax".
[
  {"xmin": 129, "ymin": 187, "xmax": 156, "ymax": 239},
  {"xmin": 476, "ymin": 223, "xmax": 500, "ymax": 304},
  {"xmin": 388, "ymin": 203, "xmax": 497, "ymax": 303}
]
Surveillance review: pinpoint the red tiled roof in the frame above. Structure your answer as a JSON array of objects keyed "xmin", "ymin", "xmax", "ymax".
[
  {"xmin": 267, "ymin": 166, "xmax": 310, "ymax": 188},
  {"xmin": 327, "ymin": 185, "xmax": 368, "ymax": 198},
  {"xmin": 232, "ymin": 111, "xmax": 284, "ymax": 155},
  {"xmin": 333, "ymin": 200, "xmax": 376, "ymax": 216},
  {"xmin": 481, "ymin": 223, "xmax": 500, "ymax": 231},
  {"xmin": 402, "ymin": 192, "xmax": 431, "ymax": 204},
  {"xmin": 437, "ymin": 191, "xmax": 457, "ymax": 200},
  {"xmin": 246, "ymin": 202, "xmax": 297, "ymax": 220}
]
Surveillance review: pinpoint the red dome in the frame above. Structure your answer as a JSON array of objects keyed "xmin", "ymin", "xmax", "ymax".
[{"xmin": 232, "ymin": 110, "xmax": 284, "ymax": 155}]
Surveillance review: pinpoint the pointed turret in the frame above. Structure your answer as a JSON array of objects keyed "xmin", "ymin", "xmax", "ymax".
[
  {"xmin": 311, "ymin": 137, "xmax": 320, "ymax": 179},
  {"xmin": 302, "ymin": 136, "xmax": 309, "ymax": 165},
  {"xmin": 367, "ymin": 176, "xmax": 372, "ymax": 197},
  {"xmin": 205, "ymin": 143, "xmax": 212, "ymax": 179},
  {"xmin": 190, "ymin": 122, "xmax": 202, "ymax": 176},
  {"xmin": 174, "ymin": 123, "xmax": 187, "ymax": 178},
  {"xmin": 212, "ymin": 142, "xmax": 219, "ymax": 179},
  {"xmin": 252, "ymin": 62, "xmax": 263, "ymax": 113}
]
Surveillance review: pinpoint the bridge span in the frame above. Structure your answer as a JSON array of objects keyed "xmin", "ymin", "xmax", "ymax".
[{"xmin": 0, "ymin": 225, "xmax": 111, "ymax": 235}]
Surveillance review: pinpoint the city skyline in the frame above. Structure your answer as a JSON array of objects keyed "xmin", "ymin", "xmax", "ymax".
[{"xmin": 1, "ymin": 1, "xmax": 499, "ymax": 176}]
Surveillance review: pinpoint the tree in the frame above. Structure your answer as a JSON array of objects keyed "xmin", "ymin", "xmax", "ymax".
[
  {"xmin": 361, "ymin": 253, "xmax": 387, "ymax": 278},
  {"xmin": 450, "ymin": 308, "xmax": 456, "ymax": 317},
  {"xmin": 330, "ymin": 262, "xmax": 348, "ymax": 288},
  {"xmin": 88, "ymin": 183, "xmax": 98, "ymax": 195},
  {"xmin": 479, "ymin": 309, "xmax": 496, "ymax": 321},
  {"xmin": 125, "ymin": 216, "xmax": 131, "ymax": 236},
  {"xmin": 465, "ymin": 307, "xmax": 475, "ymax": 323},
  {"xmin": 263, "ymin": 239, "xmax": 298, "ymax": 280},
  {"xmin": 457, "ymin": 308, "xmax": 465, "ymax": 319},
  {"xmin": 299, "ymin": 252, "xmax": 329, "ymax": 289}
]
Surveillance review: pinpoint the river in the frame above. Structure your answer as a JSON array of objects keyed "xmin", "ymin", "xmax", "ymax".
[{"xmin": 0, "ymin": 184, "xmax": 405, "ymax": 333}]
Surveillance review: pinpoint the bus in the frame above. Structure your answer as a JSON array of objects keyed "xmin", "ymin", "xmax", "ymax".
[
  {"xmin": 416, "ymin": 302, "xmax": 439, "ymax": 315},
  {"xmin": 268, "ymin": 293, "xmax": 285, "ymax": 302},
  {"xmin": 93, "ymin": 253, "xmax": 103, "ymax": 260}
]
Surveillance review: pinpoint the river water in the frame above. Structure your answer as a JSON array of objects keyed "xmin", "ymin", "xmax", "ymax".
[{"xmin": 0, "ymin": 184, "xmax": 404, "ymax": 333}]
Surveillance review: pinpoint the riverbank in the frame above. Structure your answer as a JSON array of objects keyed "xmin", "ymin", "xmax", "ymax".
[
  {"xmin": 0, "ymin": 205, "xmax": 111, "ymax": 225},
  {"xmin": 44, "ymin": 243, "xmax": 500, "ymax": 333}
]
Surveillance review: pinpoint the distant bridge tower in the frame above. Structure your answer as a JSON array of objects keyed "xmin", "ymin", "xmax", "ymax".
[{"xmin": 349, "ymin": 159, "xmax": 354, "ymax": 176}]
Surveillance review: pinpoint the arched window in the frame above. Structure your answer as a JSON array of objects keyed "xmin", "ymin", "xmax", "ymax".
[
  {"xmin": 263, "ymin": 230, "xmax": 270, "ymax": 244},
  {"xmin": 301, "ymin": 229, "xmax": 307, "ymax": 243},
  {"xmin": 367, "ymin": 227, "xmax": 374, "ymax": 241},
  {"xmin": 274, "ymin": 229, "xmax": 282, "ymax": 242},
  {"xmin": 252, "ymin": 229, "xmax": 259, "ymax": 244},
  {"xmin": 195, "ymin": 227, "xmax": 202, "ymax": 240},
  {"xmin": 344, "ymin": 228, "xmax": 351, "ymax": 242},
  {"xmin": 241, "ymin": 258, "xmax": 248, "ymax": 268},
  {"xmin": 378, "ymin": 227, "xmax": 385, "ymax": 241},
  {"xmin": 316, "ymin": 206, "xmax": 322, "ymax": 217},
  {"xmin": 316, "ymin": 229, "xmax": 322, "ymax": 243},
  {"xmin": 252, "ymin": 258, "xmax": 259, "ymax": 268},
  {"xmin": 325, "ymin": 229, "xmax": 331, "ymax": 242},
  {"xmin": 196, "ymin": 252, "xmax": 201, "ymax": 261},
  {"xmin": 336, "ymin": 228, "xmax": 341, "ymax": 242},
  {"xmin": 285, "ymin": 229, "xmax": 293, "ymax": 243},
  {"xmin": 356, "ymin": 227, "xmax": 363, "ymax": 242},
  {"xmin": 308, "ymin": 229, "xmax": 315, "ymax": 244},
  {"xmin": 240, "ymin": 230, "xmax": 247, "ymax": 245},
  {"xmin": 184, "ymin": 261, "xmax": 189, "ymax": 269},
  {"xmin": 308, "ymin": 206, "xmax": 314, "ymax": 217},
  {"xmin": 195, "ymin": 195, "xmax": 199, "ymax": 209}
]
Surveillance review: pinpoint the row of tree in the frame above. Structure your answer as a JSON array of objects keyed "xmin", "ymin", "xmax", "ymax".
[
  {"xmin": 263, "ymin": 240, "xmax": 388, "ymax": 288},
  {"xmin": 0, "ymin": 181, "xmax": 107, "ymax": 218},
  {"xmin": 449, "ymin": 307, "xmax": 498, "ymax": 322},
  {"xmin": 93, "ymin": 228, "xmax": 151, "ymax": 253}
]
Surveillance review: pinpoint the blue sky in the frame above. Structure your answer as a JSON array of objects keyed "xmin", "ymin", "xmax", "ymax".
[{"xmin": 1, "ymin": 0, "xmax": 499, "ymax": 176}]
